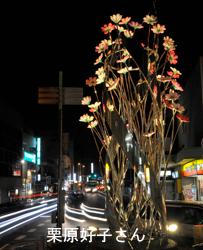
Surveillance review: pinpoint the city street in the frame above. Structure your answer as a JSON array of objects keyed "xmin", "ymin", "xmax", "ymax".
[{"xmin": 0, "ymin": 192, "xmax": 107, "ymax": 249}]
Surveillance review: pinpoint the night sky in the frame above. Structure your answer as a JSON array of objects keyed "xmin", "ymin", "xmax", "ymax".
[{"xmin": 0, "ymin": 0, "xmax": 203, "ymax": 165}]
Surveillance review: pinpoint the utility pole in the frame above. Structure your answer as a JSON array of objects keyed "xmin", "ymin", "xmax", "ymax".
[
  {"xmin": 37, "ymin": 71, "xmax": 83, "ymax": 228},
  {"xmin": 57, "ymin": 71, "xmax": 65, "ymax": 228}
]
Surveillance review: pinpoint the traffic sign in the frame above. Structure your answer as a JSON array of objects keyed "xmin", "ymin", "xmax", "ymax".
[
  {"xmin": 38, "ymin": 87, "xmax": 83, "ymax": 105},
  {"xmin": 38, "ymin": 87, "xmax": 58, "ymax": 104}
]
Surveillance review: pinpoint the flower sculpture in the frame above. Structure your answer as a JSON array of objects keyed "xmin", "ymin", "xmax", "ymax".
[{"xmin": 80, "ymin": 13, "xmax": 189, "ymax": 248}]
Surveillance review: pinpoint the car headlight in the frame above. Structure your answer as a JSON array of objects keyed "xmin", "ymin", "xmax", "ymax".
[
  {"xmin": 166, "ymin": 223, "xmax": 178, "ymax": 232},
  {"xmin": 92, "ymin": 187, "xmax": 97, "ymax": 192}
]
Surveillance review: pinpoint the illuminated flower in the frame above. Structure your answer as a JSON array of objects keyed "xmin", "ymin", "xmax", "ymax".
[
  {"xmin": 153, "ymin": 84, "xmax": 158, "ymax": 99},
  {"xmin": 88, "ymin": 120, "xmax": 98, "ymax": 128},
  {"xmin": 117, "ymin": 26, "xmax": 125, "ymax": 33},
  {"xmin": 143, "ymin": 131, "xmax": 155, "ymax": 137},
  {"xmin": 129, "ymin": 21, "xmax": 143, "ymax": 30},
  {"xmin": 141, "ymin": 42, "xmax": 145, "ymax": 48},
  {"xmin": 143, "ymin": 15, "xmax": 157, "ymax": 25},
  {"xmin": 86, "ymin": 76, "xmax": 97, "ymax": 87},
  {"xmin": 148, "ymin": 61, "xmax": 156, "ymax": 75},
  {"xmin": 173, "ymin": 103, "xmax": 185, "ymax": 113},
  {"xmin": 156, "ymin": 75, "xmax": 171, "ymax": 83},
  {"xmin": 94, "ymin": 54, "xmax": 103, "ymax": 65},
  {"xmin": 79, "ymin": 114, "xmax": 94, "ymax": 123},
  {"xmin": 163, "ymin": 36, "xmax": 175, "ymax": 51},
  {"xmin": 151, "ymin": 24, "xmax": 166, "ymax": 34},
  {"xmin": 117, "ymin": 66, "xmax": 134, "ymax": 74},
  {"xmin": 171, "ymin": 80, "xmax": 184, "ymax": 91},
  {"xmin": 167, "ymin": 50, "xmax": 178, "ymax": 64},
  {"xmin": 95, "ymin": 39, "xmax": 111, "ymax": 53},
  {"xmin": 106, "ymin": 100, "xmax": 114, "ymax": 111},
  {"xmin": 117, "ymin": 55, "xmax": 131, "ymax": 63},
  {"xmin": 81, "ymin": 96, "xmax": 91, "ymax": 105},
  {"xmin": 119, "ymin": 17, "xmax": 131, "ymax": 25},
  {"xmin": 176, "ymin": 113, "xmax": 190, "ymax": 123},
  {"xmin": 110, "ymin": 14, "xmax": 122, "ymax": 24},
  {"xmin": 167, "ymin": 67, "xmax": 182, "ymax": 79},
  {"xmin": 95, "ymin": 66, "xmax": 106, "ymax": 84},
  {"xmin": 106, "ymin": 78, "xmax": 119, "ymax": 91},
  {"xmin": 165, "ymin": 90, "xmax": 180, "ymax": 101},
  {"xmin": 163, "ymin": 99, "xmax": 174, "ymax": 110},
  {"xmin": 88, "ymin": 102, "xmax": 101, "ymax": 112},
  {"xmin": 101, "ymin": 23, "xmax": 115, "ymax": 34},
  {"xmin": 123, "ymin": 29, "xmax": 134, "ymax": 38}
]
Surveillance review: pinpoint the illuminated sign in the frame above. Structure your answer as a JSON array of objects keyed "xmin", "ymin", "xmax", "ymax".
[
  {"xmin": 13, "ymin": 170, "xmax": 21, "ymax": 176},
  {"xmin": 105, "ymin": 163, "xmax": 110, "ymax": 182},
  {"xmin": 36, "ymin": 137, "xmax": 41, "ymax": 165},
  {"xmin": 160, "ymin": 170, "xmax": 172, "ymax": 177},
  {"xmin": 182, "ymin": 159, "xmax": 203, "ymax": 177},
  {"xmin": 24, "ymin": 151, "xmax": 36, "ymax": 163}
]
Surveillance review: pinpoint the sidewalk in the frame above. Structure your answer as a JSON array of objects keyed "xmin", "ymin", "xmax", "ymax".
[{"xmin": 45, "ymin": 236, "xmax": 200, "ymax": 250}]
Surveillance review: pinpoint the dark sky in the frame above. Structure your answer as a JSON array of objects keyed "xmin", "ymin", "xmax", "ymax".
[{"xmin": 0, "ymin": 0, "xmax": 203, "ymax": 164}]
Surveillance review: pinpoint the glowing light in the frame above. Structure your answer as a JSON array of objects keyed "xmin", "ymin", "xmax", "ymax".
[
  {"xmin": 81, "ymin": 210, "xmax": 107, "ymax": 222},
  {"xmin": 0, "ymin": 204, "xmax": 56, "ymax": 229},
  {"xmin": 81, "ymin": 203, "xmax": 105, "ymax": 211},
  {"xmin": 40, "ymin": 198, "xmax": 57, "ymax": 204},
  {"xmin": 80, "ymin": 204, "xmax": 105, "ymax": 215},
  {"xmin": 0, "ymin": 208, "xmax": 56, "ymax": 235},
  {"xmin": 0, "ymin": 203, "xmax": 47, "ymax": 220},
  {"xmin": 91, "ymin": 162, "xmax": 94, "ymax": 174},
  {"xmin": 65, "ymin": 204, "xmax": 83, "ymax": 215},
  {"xmin": 65, "ymin": 214, "xmax": 85, "ymax": 223},
  {"xmin": 166, "ymin": 223, "xmax": 178, "ymax": 232}
]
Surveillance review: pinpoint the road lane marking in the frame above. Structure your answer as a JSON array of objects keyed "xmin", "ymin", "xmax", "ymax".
[
  {"xmin": 37, "ymin": 223, "xmax": 45, "ymax": 227},
  {"xmin": 40, "ymin": 215, "xmax": 50, "ymax": 218},
  {"xmin": 0, "ymin": 244, "xmax": 10, "ymax": 250},
  {"xmin": 27, "ymin": 228, "xmax": 36, "ymax": 232},
  {"xmin": 14, "ymin": 234, "xmax": 26, "ymax": 240}
]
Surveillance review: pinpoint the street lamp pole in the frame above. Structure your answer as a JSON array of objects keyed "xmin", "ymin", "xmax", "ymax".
[{"xmin": 57, "ymin": 71, "xmax": 65, "ymax": 228}]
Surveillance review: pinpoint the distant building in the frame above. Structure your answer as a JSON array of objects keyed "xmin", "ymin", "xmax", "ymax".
[
  {"xmin": 0, "ymin": 100, "xmax": 23, "ymax": 203},
  {"xmin": 39, "ymin": 130, "xmax": 74, "ymax": 185}
]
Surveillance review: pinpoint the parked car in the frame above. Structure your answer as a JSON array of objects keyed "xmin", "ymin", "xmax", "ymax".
[
  {"xmin": 66, "ymin": 190, "xmax": 84, "ymax": 204},
  {"xmin": 84, "ymin": 182, "xmax": 98, "ymax": 193},
  {"xmin": 165, "ymin": 200, "xmax": 203, "ymax": 244}
]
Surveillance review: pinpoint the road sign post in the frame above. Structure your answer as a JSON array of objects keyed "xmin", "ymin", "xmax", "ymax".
[
  {"xmin": 38, "ymin": 73, "xmax": 83, "ymax": 229},
  {"xmin": 57, "ymin": 71, "xmax": 65, "ymax": 228}
]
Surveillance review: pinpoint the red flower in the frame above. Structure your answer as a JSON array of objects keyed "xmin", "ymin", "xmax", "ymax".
[
  {"xmin": 167, "ymin": 50, "xmax": 178, "ymax": 64},
  {"xmin": 101, "ymin": 23, "xmax": 115, "ymax": 34},
  {"xmin": 86, "ymin": 77, "xmax": 97, "ymax": 87},
  {"xmin": 176, "ymin": 113, "xmax": 190, "ymax": 123},
  {"xmin": 171, "ymin": 80, "xmax": 184, "ymax": 91},
  {"xmin": 163, "ymin": 98, "xmax": 174, "ymax": 110},
  {"xmin": 153, "ymin": 84, "xmax": 158, "ymax": 99}
]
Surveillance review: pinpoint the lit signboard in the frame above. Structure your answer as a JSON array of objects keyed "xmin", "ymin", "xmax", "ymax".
[
  {"xmin": 24, "ymin": 151, "xmax": 36, "ymax": 164},
  {"xmin": 182, "ymin": 159, "xmax": 203, "ymax": 177},
  {"xmin": 36, "ymin": 137, "xmax": 41, "ymax": 165}
]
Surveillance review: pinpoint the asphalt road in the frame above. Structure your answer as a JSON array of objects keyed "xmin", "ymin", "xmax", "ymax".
[{"xmin": 0, "ymin": 192, "xmax": 107, "ymax": 249}]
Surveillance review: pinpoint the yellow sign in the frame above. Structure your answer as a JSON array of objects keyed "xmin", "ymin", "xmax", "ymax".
[{"xmin": 182, "ymin": 159, "xmax": 203, "ymax": 176}]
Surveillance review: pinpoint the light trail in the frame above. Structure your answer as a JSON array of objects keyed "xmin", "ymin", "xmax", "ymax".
[
  {"xmin": 40, "ymin": 198, "xmax": 57, "ymax": 204},
  {"xmin": 81, "ymin": 210, "xmax": 107, "ymax": 222},
  {"xmin": 65, "ymin": 214, "xmax": 86, "ymax": 223},
  {"xmin": 80, "ymin": 204, "xmax": 105, "ymax": 215},
  {"xmin": 0, "ymin": 207, "xmax": 56, "ymax": 236},
  {"xmin": 0, "ymin": 203, "xmax": 47, "ymax": 220},
  {"xmin": 0, "ymin": 204, "xmax": 56, "ymax": 229},
  {"xmin": 65, "ymin": 205, "xmax": 83, "ymax": 215},
  {"xmin": 81, "ymin": 203, "xmax": 105, "ymax": 211}
]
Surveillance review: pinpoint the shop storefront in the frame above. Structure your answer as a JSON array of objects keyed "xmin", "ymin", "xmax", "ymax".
[{"xmin": 180, "ymin": 159, "xmax": 203, "ymax": 201}]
